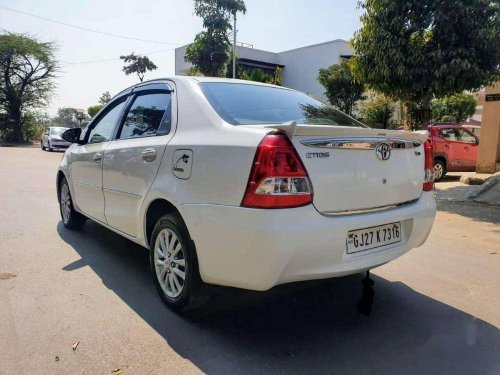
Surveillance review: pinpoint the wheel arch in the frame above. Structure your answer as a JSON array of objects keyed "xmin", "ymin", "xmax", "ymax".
[
  {"xmin": 434, "ymin": 153, "xmax": 448, "ymax": 167},
  {"xmin": 56, "ymin": 170, "xmax": 67, "ymax": 202},
  {"xmin": 144, "ymin": 198, "xmax": 189, "ymax": 248}
]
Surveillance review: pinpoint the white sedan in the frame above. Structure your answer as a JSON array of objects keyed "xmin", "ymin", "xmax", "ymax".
[{"xmin": 57, "ymin": 77, "xmax": 436, "ymax": 310}]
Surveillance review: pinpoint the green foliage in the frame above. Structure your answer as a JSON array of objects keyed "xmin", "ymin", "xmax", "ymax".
[
  {"xmin": 98, "ymin": 91, "xmax": 111, "ymax": 105},
  {"xmin": 317, "ymin": 61, "xmax": 365, "ymax": 116},
  {"xmin": 87, "ymin": 105, "xmax": 103, "ymax": 118},
  {"xmin": 431, "ymin": 92, "xmax": 477, "ymax": 123},
  {"xmin": 52, "ymin": 107, "xmax": 79, "ymax": 127},
  {"xmin": 185, "ymin": 0, "xmax": 246, "ymax": 77},
  {"xmin": 238, "ymin": 67, "xmax": 282, "ymax": 85},
  {"xmin": 120, "ymin": 53, "xmax": 157, "ymax": 82},
  {"xmin": 352, "ymin": 0, "xmax": 500, "ymax": 128},
  {"xmin": 0, "ymin": 32, "xmax": 57, "ymax": 143},
  {"xmin": 359, "ymin": 92, "xmax": 395, "ymax": 129},
  {"xmin": 439, "ymin": 115, "xmax": 455, "ymax": 123},
  {"xmin": 185, "ymin": 32, "xmax": 231, "ymax": 77}
]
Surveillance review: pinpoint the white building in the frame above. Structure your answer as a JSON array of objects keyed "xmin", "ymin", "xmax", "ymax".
[{"xmin": 175, "ymin": 39, "xmax": 354, "ymax": 100}]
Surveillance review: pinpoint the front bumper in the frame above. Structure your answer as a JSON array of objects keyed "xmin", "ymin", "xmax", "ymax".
[
  {"xmin": 50, "ymin": 141, "xmax": 70, "ymax": 149},
  {"xmin": 179, "ymin": 192, "xmax": 436, "ymax": 291}
]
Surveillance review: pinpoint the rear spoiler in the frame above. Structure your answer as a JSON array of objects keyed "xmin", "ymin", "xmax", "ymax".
[{"xmin": 260, "ymin": 121, "xmax": 428, "ymax": 143}]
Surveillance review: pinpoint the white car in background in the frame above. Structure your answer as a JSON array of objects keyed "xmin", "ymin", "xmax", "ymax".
[
  {"xmin": 57, "ymin": 77, "xmax": 436, "ymax": 310},
  {"xmin": 41, "ymin": 126, "xmax": 70, "ymax": 151}
]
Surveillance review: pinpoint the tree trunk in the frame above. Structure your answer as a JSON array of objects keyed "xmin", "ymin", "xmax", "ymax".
[
  {"xmin": 420, "ymin": 94, "xmax": 432, "ymax": 129},
  {"xmin": 7, "ymin": 105, "xmax": 24, "ymax": 143}
]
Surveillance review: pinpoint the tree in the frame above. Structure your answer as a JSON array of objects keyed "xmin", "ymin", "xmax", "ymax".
[
  {"xmin": 431, "ymin": 92, "xmax": 477, "ymax": 123},
  {"xmin": 359, "ymin": 92, "xmax": 395, "ymax": 129},
  {"xmin": 318, "ymin": 61, "xmax": 365, "ymax": 116},
  {"xmin": 98, "ymin": 91, "xmax": 111, "ymax": 105},
  {"xmin": 185, "ymin": 0, "xmax": 246, "ymax": 77},
  {"xmin": 352, "ymin": 0, "xmax": 500, "ymax": 129},
  {"xmin": 120, "ymin": 53, "xmax": 157, "ymax": 82},
  {"xmin": 87, "ymin": 105, "xmax": 103, "ymax": 118},
  {"xmin": 0, "ymin": 33, "xmax": 57, "ymax": 143},
  {"xmin": 52, "ymin": 107, "xmax": 78, "ymax": 127}
]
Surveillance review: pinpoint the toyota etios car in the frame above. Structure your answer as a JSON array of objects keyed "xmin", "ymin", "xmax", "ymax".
[{"xmin": 57, "ymin": 77, "xmax": 436, "ymax": 310}]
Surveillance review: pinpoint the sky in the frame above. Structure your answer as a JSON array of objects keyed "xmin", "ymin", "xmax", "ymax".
[{"xmin": 0, "ymin": 0, "xmax": 363, "ymax": 116}]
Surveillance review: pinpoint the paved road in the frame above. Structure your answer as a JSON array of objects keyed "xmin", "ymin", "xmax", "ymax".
[{"xmin": 1, "ymin": 147, "xmax": 499, "ymax": 375}]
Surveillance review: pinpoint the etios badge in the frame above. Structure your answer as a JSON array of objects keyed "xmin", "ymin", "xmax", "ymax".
[{"xmin": 375, "ymin": 143, "xmax": 391, "ymax": 161}]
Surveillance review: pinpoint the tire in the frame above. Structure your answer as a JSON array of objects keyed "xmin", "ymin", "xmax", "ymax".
[
  {"xmin": 150, "ymin": 213, "xmax": 202, "ymax": 311},
  {"xmin": 59, "ymin": 177, "xmax": 86, "ymax": 230},
  {"xmin": 434, "ymin": 159, "xmax": 446, "ymax": 182},
  {"xmin": 41, "ymin": 140, "xmax": 45, "ymax": 150}
]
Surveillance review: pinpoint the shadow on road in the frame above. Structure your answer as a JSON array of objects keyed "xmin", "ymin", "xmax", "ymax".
[
  {"xmin": 58, "ymin": 221, "xmax": 500, "ymax": 375},
  {"xmin": 437, "ymin": 200, "xmax": 500, "ymax": 224}
]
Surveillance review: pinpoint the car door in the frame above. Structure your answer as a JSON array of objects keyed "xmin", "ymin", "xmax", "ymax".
[
  {"xmin": 440, "ymin": 128, "xmax": 462, "ymax": 169},
  {"xmin": 456, "ymin": 128, "xmax": 479, "ymax": 170},
  {"xmin": 102, "ymin": 83, "xmax": 176, "ymax": 237},
  {"xmin": 69, "ymin": 97, "xmax": 128, "ymax": 222}
]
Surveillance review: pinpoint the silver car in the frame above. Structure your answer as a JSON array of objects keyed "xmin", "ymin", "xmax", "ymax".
[{"xmin": 41, "ymin": 127, "xmax": 70, "ymax": 151}]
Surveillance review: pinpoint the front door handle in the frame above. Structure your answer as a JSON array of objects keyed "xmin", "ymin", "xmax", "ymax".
[
  {"xmin": 142, "ymin": 148, "xmax": 157, "ymax": 162},
  {"xmin": 93, "ymin": 153, "xmax": 102, "ymax": 163}
]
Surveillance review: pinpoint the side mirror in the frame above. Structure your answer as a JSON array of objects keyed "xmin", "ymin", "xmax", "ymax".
[{"xmin": 62, "ymin": 128, "xmax": 83, "ymax": 144}]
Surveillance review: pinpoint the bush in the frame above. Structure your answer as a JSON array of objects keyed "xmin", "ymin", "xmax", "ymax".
[
  {"xmin": 23, "ymin": 122, "xmax": 45, "ymax": 141},
  {"xmin": 431, "ymin": 93, "xmax": 476, "ymax": 123},
  {"xmin": 359, "ymin": 93, "xmax": 395, "ymax": 129}
]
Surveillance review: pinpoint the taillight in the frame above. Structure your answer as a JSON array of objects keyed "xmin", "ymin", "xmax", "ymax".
[
  {"xmin": 423, "ymin": 140, "xmax": 434, "ymax": 191},
  {"xmin": 241, "ymin": 133, "xmax": 313, "ymax": 208}
]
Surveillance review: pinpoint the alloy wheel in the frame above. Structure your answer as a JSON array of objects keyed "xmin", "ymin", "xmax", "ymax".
[
  {"xmin": 153, "ymin": 228, "xmax": 186, "ymax": 298},
  {"xmin": 434, "ymin": 163, "xmax": 444, "ymax": 180},
  {"xmin": 60, "ymin": 183, "xmax": 72, "ymax": 223}
]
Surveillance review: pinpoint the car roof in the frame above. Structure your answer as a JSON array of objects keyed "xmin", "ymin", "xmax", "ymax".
[{"xmin": 113, "ymin": 76, "xmax": 293, "ymax": 98}]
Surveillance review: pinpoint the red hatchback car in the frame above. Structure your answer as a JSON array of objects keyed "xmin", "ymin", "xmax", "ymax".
[{"xmin": 428, "ymin": 123, "xmax": 479, "ymax": 181}]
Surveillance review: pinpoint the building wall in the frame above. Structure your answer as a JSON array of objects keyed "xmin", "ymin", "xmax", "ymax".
[
  {"xmin": 277, "ymin": 40, "xmax": 353, "ymax": 99},
  {"xmin": 175, "ymin": 45, "xmax": 279, "ymax": 75},
  {"xmin": 174, "ymin": 39, "xmax": 354, "ymax": 100}
]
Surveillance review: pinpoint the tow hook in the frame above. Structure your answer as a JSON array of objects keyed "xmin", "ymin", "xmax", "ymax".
[{"xmin": 357, "ymin": 270, "xmax": 375, "ymax": 316}]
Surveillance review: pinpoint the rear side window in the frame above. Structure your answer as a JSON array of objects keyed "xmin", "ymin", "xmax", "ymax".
[
  {"xmin": 200, "ymin": 82, "xmax": 366, "ymax": 128},
  {"xmin": 118, "ymin": 92, "xmax": 171, "ymax": 139}
]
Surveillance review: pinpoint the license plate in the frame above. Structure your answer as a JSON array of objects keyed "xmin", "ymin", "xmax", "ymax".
[{"xmin": 346, "ymin": 222, "xmax": 401, "ymax": 254}]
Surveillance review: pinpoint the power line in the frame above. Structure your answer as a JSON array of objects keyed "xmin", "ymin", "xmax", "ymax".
[
  {"xmin": 0, "ymin": 4, "xmax": 182, "ymax": 46},
  {"xmin": 62, "ymin": 47, "xmax": 177, "ymax": 66}
]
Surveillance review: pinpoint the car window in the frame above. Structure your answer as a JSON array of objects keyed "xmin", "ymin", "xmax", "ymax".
[
  {"xmin": 456, "ymin": 129, "xmax": 476, "ymax": 143},
  {"xmin": 441, "ymin": 128, "xmax": 457, "ymax": 141},
  {"xmin": 50, "ymin": 127, "xmax": 68, "ymax": 136},
  {"xmin": 88, "ymin": 100, "xmax": 126, "ymax": 143},
  {"xmin": 200, "ymin": 82, "xmax": 366, "ymax": 127},
  {"xmin": 118, "ymin": 92, "xmax": 171, "ymax": 139}
]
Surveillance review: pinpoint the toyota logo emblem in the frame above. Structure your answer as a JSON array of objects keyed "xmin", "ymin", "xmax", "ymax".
[{"xmin": 375, "ymin": 143, "xmax": 391, "ymax": 161}]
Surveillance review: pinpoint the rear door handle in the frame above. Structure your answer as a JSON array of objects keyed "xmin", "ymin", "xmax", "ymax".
[
  {"xmin": 444, "ymin": 144, "xmax": 450, "ymax": 149},
  {"xmin": 93, "ymin": 153, "xmax": 102, "ymax": 163},
  {"xmin": 142, "ymin": 148, "xmax": 157, "ymax": 162}
]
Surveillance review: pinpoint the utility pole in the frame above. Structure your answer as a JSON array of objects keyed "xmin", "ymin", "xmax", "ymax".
[{"xmin": 232, "ymin": 11, "xmax": 236, "ymax": 79}]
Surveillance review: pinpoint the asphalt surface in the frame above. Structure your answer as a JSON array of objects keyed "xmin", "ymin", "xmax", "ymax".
[{"xmin": 1, "ymin": 146, "xmax": 499, "ymax": 375}]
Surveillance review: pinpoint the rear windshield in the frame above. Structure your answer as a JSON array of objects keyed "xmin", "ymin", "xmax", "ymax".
[
  {"xmin": 200, "ymin": 82, "xmax": 366, "ymax": 127},
  {"xmin": 50, "ymin": 127, "xmax": 68, "ymax": 135}
]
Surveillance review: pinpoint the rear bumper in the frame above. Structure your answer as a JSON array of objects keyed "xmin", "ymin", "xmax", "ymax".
[{"xmin": 179, "ymin": 192, "xmax": 436, "ymax": 291}]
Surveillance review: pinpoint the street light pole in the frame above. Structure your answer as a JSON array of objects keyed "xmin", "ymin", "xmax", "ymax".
[{"xmin": 232, "ymin": 11, "xmax": 236, "ymax": 79}]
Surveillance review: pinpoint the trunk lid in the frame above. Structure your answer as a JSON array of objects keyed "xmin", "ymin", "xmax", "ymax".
[{"xmin": 244, "ymin": 124, "xmax": 428, "ymax": 214}]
